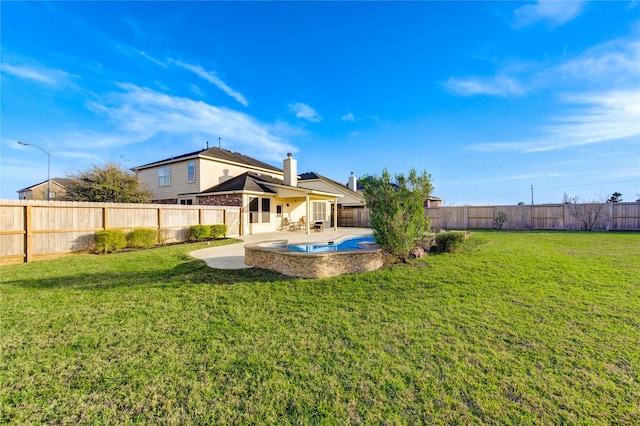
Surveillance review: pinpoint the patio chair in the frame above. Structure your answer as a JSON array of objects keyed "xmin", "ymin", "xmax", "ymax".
[
  {"xmin": 313, "ymin": 221, "xmax": 324, "ymax": 232},
  {"xmin": 290, "ymin": 217, "xmax": 305, "ymax": 231},
  {"xmin": 281, "ymin": 217, "xmax": 290, "ymax": 231}
]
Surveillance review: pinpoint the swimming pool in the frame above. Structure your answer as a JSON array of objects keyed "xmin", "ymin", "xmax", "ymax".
[
  {"xmin": 287, "ymin": 236, "xmax": 375, "ymax": 252},
  {"xmin": 244, "ymin": 235, "xmax": 383, "ymax": 278}
]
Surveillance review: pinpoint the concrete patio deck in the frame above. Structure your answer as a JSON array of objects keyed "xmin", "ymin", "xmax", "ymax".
[{"xmin": 190, "ymin": 227, "xmax": 373, "ymax": 269}]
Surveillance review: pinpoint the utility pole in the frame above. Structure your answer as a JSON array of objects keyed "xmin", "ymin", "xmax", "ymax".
[{"xmin": 531, "ymin": 184, "xmax": 534, "ymax": 206}]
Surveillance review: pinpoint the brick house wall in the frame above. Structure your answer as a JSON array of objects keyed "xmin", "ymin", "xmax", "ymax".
[{"xmin": 198, "ymin": 194, "xmax": 242, "ymax": 207}]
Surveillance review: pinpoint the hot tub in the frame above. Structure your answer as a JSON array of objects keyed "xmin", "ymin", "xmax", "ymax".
[{"xmin": 244, "ymin": 235, "xmax": 383, "ymax": 278}]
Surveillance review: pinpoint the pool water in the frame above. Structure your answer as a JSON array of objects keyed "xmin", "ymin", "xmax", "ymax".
[{"xmin": 287, "ymin": 236, "xmax": 375, "ymax": 253}]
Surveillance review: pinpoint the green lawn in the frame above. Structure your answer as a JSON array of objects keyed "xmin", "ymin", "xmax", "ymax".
[{"xmin": 1, "ymin": 232, "xmax": 639, "ymax": 424}]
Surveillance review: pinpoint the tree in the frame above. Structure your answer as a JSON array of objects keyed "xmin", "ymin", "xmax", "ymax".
[
  {"xmin": 64, "ymin": 162, "xmax": 152, "ymax": 203},
  {"xmin": 438, "ymin": 207, "xmax": 454, "ymax": 230},
  {"xmin": 360, "ymin": 168, "xmax": 433, "ymax": 261},
  {"xmin": 566, "ymin": 196, "xmax": 608, "ymax": 231},
  {"xmin": 562, "ymin": 192, "xmax": 577, "ymax": 204},
  {"xmin": 608, "ymin": 192, "xmax": 622, "ymax": 203},
  {"xmin": 494, "ymin": 211, "xmax": 507, "ymax": 230}
]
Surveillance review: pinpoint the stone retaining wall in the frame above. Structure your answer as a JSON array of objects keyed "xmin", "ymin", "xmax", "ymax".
[{"xmin": 244, "ymin": 240, "xmax": 384, "ymax": 278}]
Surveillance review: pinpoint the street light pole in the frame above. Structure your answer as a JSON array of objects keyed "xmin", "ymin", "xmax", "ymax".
[{"xmin": 18, "ymin": 141, "xmax": 51, "ymax": 201}]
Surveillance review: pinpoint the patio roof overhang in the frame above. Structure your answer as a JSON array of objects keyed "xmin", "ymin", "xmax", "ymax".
[{"xmin": 264, "ymin": 183, "xmax": 343, "ymax": 201}]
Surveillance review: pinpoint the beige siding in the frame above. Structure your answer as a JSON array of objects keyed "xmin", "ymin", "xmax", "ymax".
[
  {"xmin": 300, "ymin": 180, "xmax": 363, "ymax": 206},
  {"xmin": 138, "ymin": 157, "xmax": 284, "ymax": 201},
  {"xmin": 137, "ymin": 160, "xmax": 199, "ymax": 201},
  {"xmin": 18, "ymin": 181, "xmax": 67, "ymax": 200},
  {"xmin": 199, "ymin": 160, "xmax": 257, "ymax": 192},
  {"xmin": 242, "ymin": 194, "xmax": 282, "ymax": 235}
]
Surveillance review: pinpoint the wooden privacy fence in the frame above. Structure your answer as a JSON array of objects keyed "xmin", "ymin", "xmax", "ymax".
[
  {"xmin": 0, "ymin": 200, "xmax": 240, "ymax": 265},
  {"xmin": 425, "ymin": 202, "xmax": 640, "ymax": 231},
  {"xmin": 337, "ymin": 208, "xmax": 370, "ymax": 227}
]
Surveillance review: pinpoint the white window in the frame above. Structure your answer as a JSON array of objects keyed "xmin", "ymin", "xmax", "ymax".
[
  {"xmin": 158, "ymin": 166, "xmax": 171, "ymax": 187},
  {"xmin": 249, "ymin": 197, "xmax": 271, "ymax": 224},
  {"xmin": 187, "ymin": 161, "xmax": 195, "ymax": 183},
  {"xmin": 261, "ymin": 198, "xmax": 271, "ymax": 223},
  {"xmin": 312, "ymin": 201, "xmax": 327, "ymax": 222}
]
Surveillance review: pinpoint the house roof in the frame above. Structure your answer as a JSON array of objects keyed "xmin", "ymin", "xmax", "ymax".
[
  {"xmin": 17, "ymin": 177, "xmax": 74, "ymax": 192},
  {"xmin": 189, "ymin": 171, "xmax": 342, "ymax": 201},
  {"xmin": 198, "ymin": 172, "xmax": 282, "ymax": 195},
  {"xmin": 132, "ymin": 147, "xmax": 282, "ymax": 173},
  {"xmin": 299, "ymin": 171, "xmax": 365, "ymax": 201},
  {"xmin": 299, "ymin": 172, "xmax": 321, "ymax": 180}
]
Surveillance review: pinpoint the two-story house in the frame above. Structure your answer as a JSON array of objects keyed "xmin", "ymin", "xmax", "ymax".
[
  {"xmin": 133, "ymin": 148, "xmax": 365, "ymax": 235},
  {"xmin": 17, "ymin": 178, "xmax": 74, "ymax": 200}
]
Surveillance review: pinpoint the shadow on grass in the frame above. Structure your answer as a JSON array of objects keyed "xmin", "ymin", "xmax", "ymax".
[{"xmin": 3, "ymin": 258, "xmax": 291, "ymax": 291}]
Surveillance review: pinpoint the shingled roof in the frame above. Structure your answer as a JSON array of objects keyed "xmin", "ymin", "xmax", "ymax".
[
  {"xmin": 17, "ymin": 177, "xmax": 75, "ymax": 192},
  {"xmin": 133, "ymin": 147, "xmax": 282, "ymax": 173},
  {"xmin": 199, "ymin": 172, "xmax": 283, "ymax": 195}
]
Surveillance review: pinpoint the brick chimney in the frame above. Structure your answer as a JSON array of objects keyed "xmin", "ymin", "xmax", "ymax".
[
  {"xmin": 283, "ymin": 153, "xmax": 297, "ymax": 187},
  {"xmin": 348, "ymin": 171, "xmax": 357, "ymax": 191}
]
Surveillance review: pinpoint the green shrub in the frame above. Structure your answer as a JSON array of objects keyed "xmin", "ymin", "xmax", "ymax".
[
  {"xmin": 435, "ymin": 232, "xmax": 467, "ymax": 253},
  {"xmin": 494, "ymin": 211, "xmax": 507, "ymax": 230},
  {"xmin": 94, "ymin": 229, "xmax": 127, "ymax": 253},
  {"xmin": 126, "ymin": 228, "xmax": 158, "ymax": 248},
  {"xmin": 210, "ymin": 224, "xmax": 227, "ymax": 238},
  {"xmin": 188, "ymin": 225, "xmax": 211, "ymax": 241}
]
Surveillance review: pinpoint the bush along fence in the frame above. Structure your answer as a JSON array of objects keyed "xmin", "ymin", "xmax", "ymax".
[
  {"xmin": 425, "ymin": 202, "xmax": 640, "ymax": 231},
  {"xmin": 0, "ymin": 200, "xmax": 240, "ymax": 264}
]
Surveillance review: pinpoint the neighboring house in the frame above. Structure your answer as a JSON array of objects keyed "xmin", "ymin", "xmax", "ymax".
[
  {"xmin": 424, "ymin": 196, "xmax": 442, "ymax": 208},
  {"xmin": 133, "ymin": 148, "xmax": 362, "ymax": 235},
  {"xmin": 17, "ymin": 178, "xmax": 73, "ymax": 200},
  {"xmin": 298, "ymin": 171, "xmax": 366, "ymax": 209}
]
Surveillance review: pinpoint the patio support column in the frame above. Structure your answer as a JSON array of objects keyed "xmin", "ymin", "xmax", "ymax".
[
  {"xmin": 333, "ymin": 197, "xmax": 338, "ymax": 231},
  {"xmin": 305, "ymin": 194, "xmax": 311, "ymax": 234}
]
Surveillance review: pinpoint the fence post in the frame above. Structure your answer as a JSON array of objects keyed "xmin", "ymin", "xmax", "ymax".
[
  {"xmin": 103, "ymin": 206, "xmax": 109, "ymax": 230},
  {"xmin": 199, "ymin": 208, "xmax": 204, "ymax": 225},
  {"xmin": 24, "ymin": 205, "xmax": 32, "ymax": 263},
  {"xmin": 157, "ymin": 207, "xmax": 163, "ymax": 230},
  {"xmin": 464, "ymin": 206, "xmax": 469, "ymax": 229}
]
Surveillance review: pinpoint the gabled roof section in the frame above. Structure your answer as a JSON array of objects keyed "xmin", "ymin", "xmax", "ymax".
[
  {"xmin": 298, "ymin": 172, "xmax": 320, "ymax": 180},
  {"xmin": 17, "ymin": 177, "xmax": 74, "ymax": 192},
  {"xmin": 133, "ymin": 147, "xmax": 282, "ymax": 173},
  {"xmin": 199, "ymin": 172, "xmax": 282, "ymax": 195},
  {"xmin": 299, "ymin": 171, "xmax": 364, "ymax": 196}
]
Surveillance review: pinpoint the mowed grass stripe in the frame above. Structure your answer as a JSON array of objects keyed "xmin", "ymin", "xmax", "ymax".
[{"xmin": 1, "ymin": 232, "xmax": 638, "ymax": 424}]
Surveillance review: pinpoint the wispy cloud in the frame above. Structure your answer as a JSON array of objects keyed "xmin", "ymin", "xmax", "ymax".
[
  {"xmin": 342, "ymin": 112, "xmax": 355, "ymax": 122},
  {"xmin": 449, "ymin": 33, "xmax": 639, "ymax": 154},
  {"xmin": 81, "ymin": 83, "xmax": 294, "ymax": 161},
  {"xmin": 472, "ymin": 90, "xmax": 640, "ymax": 152},
  {"xmin": 513, "ymin": 0, "xmax": 586, "ymax": 28},
  {"xmin": 554, "ymin": 40, "xmax": 640, "ymax": 88},
  {"xmin": 171, "ymin": 59, "xmax": 248, "ymax": 107},
  {"xmin": 132, "ymin": 48, "xmax": 167, "ymax": 68},
  {"xmin": 1, "ymin": 62, "xmax": 70, "ymax": 86},
  {"xmin": 288, "ymin": 102, "xmax": 322, "ymax": 122},
  {"xmin": 443, "ymin": 75, "xmax": 525, "ymax": 97}
]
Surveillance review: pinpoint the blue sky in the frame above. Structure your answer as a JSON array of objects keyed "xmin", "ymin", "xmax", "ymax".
[{"xmin": 2, "ymin": 1, "xmax": 639, "ymax": 204}]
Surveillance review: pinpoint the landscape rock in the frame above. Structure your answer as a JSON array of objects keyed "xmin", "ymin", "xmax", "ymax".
[{"xmin": 410, "ymin": 246, "xmax": 425, "ymax": 259}]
